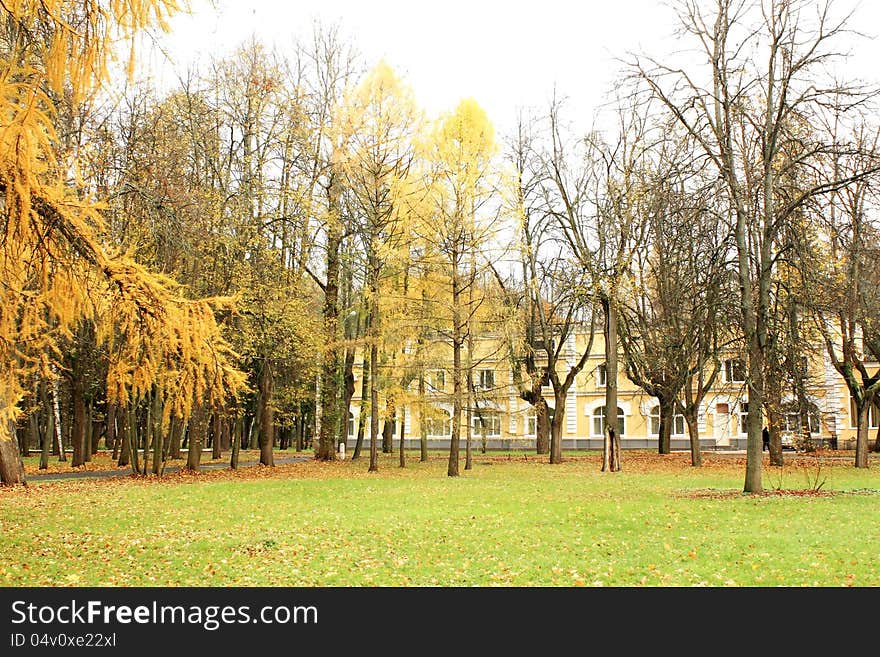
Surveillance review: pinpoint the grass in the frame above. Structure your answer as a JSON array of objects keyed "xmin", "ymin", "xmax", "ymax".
[{"xmin": 1, "ymin": 450, "xmax": 879, "ymax": 587}]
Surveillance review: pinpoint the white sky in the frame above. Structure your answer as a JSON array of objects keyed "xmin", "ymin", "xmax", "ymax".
[{"xmin": 147, "ymin": 0, "xmax": 880, "ymax": 134}]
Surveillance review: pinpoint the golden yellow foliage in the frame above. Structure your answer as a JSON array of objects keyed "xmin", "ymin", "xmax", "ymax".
[{"xmin": 0, "ymin": 1, "xmax": 244, "ymax": 444}]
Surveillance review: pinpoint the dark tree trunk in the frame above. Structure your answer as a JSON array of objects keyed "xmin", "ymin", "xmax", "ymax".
[
  {"xmin": 212, "ymin": 413, "xmax": 222, "ymax": 460},
  {"xmin": 258, "ymin": 362, "xmax": 275, "ymax": 467},
  {"xmin": 39, "ymin": 381, "xmax": 52, "ymax": 470},
  {"xmin": 855, "ymin": 402, "xmax": 871, "ymax": 468},
  {"xmin": 535, "ymin": 396, "xmax": 550, "ymax": 455},
  {"xmin": 169, "ymin": 415, "xmax": 183, "ymax": 460},
  {"xmin": 151, "ymin": 390, "xmax": 163, "ymax": 475},
  {"xmin": 658, "ymin": 396, "xmax": 674, "ymax": 455},
  {"xmin": 117, "ymin": 403, "xmax": 130, "ymax": 467},
  {"xmin": 398, "ymin": 409, "xmax": 406, "ymax": 469},
  {"xmin": 550, "ymin": 390, "xmax": 566, "ymax": 464},
  {"xmin": 106, "ymin": 402, "xmax": 117, "ymax": 459},
  {"xmin": 382, "ymin": 396, "xmax": 396, "ymax": 455},
  {"xmin": 126, "ymin": 405, "xmax": 139, "ymax": 475},
  {"xmin": 71, "ymin": 377, "xmax": 87, "ymax": 467},
  {"xmin": 685, "ymin": 413, "xmax": 702, "ymax": 467},
  {"xmin": 230, "ymin": 414, "xmax": 241, "ymax": 470},
  {"xmin": 767, "ymin": 408, "xmax": 784, "ymax": 467},
  {"xmin": 418, "ymin": 375, "xmax": 428, "ymax": 463},
  {"xmin": 186, "ymin": 407, "xmax": 206, "ymax": 472}
]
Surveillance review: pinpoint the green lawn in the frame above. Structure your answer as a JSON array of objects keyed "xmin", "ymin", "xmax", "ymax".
[{"xmin": 1, "ymin": 451, "xmax": 878, "ymax": 586}]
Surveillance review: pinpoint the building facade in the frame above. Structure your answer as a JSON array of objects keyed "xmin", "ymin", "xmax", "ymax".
[{"xmin": 344, "ymin": 330, "xmax": 879, "ymax": 452}]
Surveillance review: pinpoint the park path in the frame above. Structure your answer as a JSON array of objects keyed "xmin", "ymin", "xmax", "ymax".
[{"xmin": 27, "ymin": 455, "xmax": 310, "ymax": 481}]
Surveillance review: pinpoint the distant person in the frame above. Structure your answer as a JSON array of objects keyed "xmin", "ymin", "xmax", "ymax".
[{"xmin": 762, "ymin": 427, "xmax": 770, "ymax": 452}]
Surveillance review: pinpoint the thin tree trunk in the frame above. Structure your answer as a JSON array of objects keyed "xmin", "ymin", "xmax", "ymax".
[
  {"xmin": 212, "ymin": 412, "xmax": 222, "ymax": 460},
  {"xmin": 71, "ymin": 377, "xmax": 87, "ymax": 467},
  {"xmin": 51, "ymin": 375, "xmax": 65, "ymax": 462},
  {"xmin": 398, "ymin": 407, "xmax": 406, "ymax": 468},
  {"xmin": 230, "ymin": 413, "xmax": 241, "ymax": 470},
  {"xmin": 117, "ymin": 403, "xmax": 130, "ymax": 467},
  {"xmin": 418, "ymin": 375, "xmax": 428, "ymax": 463},
  {"xmin": 353, "ymin": 352, "xmax": 369, "ymax": 461},
  {"xmin": 127, "ymin": 404, "xmax": 139, "ymax": 475},
  {"xmin": 602, "ymin": 298, "xmax": 621, "ymax": 472},
  {"xmin": 855, "ymin": 402, "xmax": 870, "ymax": 468},
  {"xmin": 106, "ymin": 402, "xmax": 118, "ymax": 460}
]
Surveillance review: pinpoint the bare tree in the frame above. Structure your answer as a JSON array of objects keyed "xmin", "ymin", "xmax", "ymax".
[{"xmin": 632, "ymin": 0, "xmax": 879, "ymax": 491}]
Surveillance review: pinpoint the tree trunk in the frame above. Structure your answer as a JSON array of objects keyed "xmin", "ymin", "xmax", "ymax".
[
  {"xmin": 550, "ymin": 389, "xmax": 566, "ymax": 464},
  {"xmin": 382, "ymin": 396, "xmax": 396, "ymax": 455},
  {"xmin": 230, "ymin": 414, "xmax": 241, "ymax": 470},
  {"xmin": 398, "ymin": 407, "xmax": 406, "ymax": 469},
  {"xmin": 369, "ymin": 340, "xmax": 380, "ymax": 472},
  {"xmin": 258, "ymin": 362, "xmax": 275, "ymax": 467},
  {"xmin": 117, "ymin": 403, "xmax": 130, "ymax": 467},
  {"xmin": 212, "ymin": 412, "xmax": 222, "ymax": 460},
  {"xmin": 51, "ymin": 375, "xmax": 65, "ymax": 461},
  {"xmin": 418, "ymin": 375, "xmax": 428, "ymax": 463},
  {"xmin": 855, "ymin": 401, "xmax": 871, "ymax": 468},
  {"xmin": 151, "ymin": 389, "xmax": 163, "ymax": 475},
  {"xmin": 353, "ymin": 352, "xmax": 369, "ymax": 460},
  {"xmin": 71, "ymin": 377, "xmax": 87, "ymax": 467},
  {"xmin": 602, "ymin": 298, "xmax": 621, "ymax": 472},
  {"xmin": 39, "ymin": 384, "xmax": 51, "ymax": 470},
  {"xmin": 767, "ymin": 407, "xmax": 784, "ymax": 467},
  {"xmin": 685, "ymin": 412, "xmax": 702, "ymax": 467},
  {"xmin": 0, "ymin": 409, "xmax": 26, "ymax": 485},
  {"xmin": 106, "ymin": 402, "xmax": 118, "ymax": 460},
  {"xmin": 127, "ymin": 405, "xmax": 140, "ymax": 475},
  {"xmin": 658, "ymin": 396, "xmax": 674, "ymax": 455},
  {"xmin": 186, "ymin": 407, "xmax": 206, "ymax": 472},
  {"xmin": 448, "ymin": 259, "xmax": 462, "ymax": 478},
  {"xmin": 535, "ymin": 396, "xmax": 550, "ymax": 455}
]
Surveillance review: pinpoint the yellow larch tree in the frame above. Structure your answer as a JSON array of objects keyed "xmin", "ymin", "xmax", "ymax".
[{"xmin": 0, "ymin": 1, "xmax": 246, "ymax": 485}]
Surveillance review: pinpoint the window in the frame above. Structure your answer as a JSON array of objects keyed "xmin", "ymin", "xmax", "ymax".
[
  {"xmin": 783, "ymin": 402, "xmax": 821, "ymax": 434},
  {"xmin": 592, "ymin": 406, "xmax": 625, "ymax": 437},
  {"xmin": 428, "ymin": 370, "xmax": 446, "ymax": 392},
  {"xmin": 525, "ymin": 411, "xmax": 537, "ymax": 437},
  {"xmin": 477, "ymin": 369, "xmax": 495, "ymax": 391},
  {"xmin": 596, "ymin": 363, "xmax": 607, "ymax": 388},
  {"xmin": 723, "ymin": 358, "xmax": 746, "ymax": 383},
  {"xmin": 850, "ymin": 398, "xmax": 879, "ymax": 430},
  {"xmin": 425, "ymin": 409, "xmax": 452, "ymax": 437},
  {"xmin": 347, "ymin": 412, "xmax": 355, "ymax": 438},
  {"xmin": 648, "ymin": 405, "xmax": 685, "ymax": 437},
  {"xmin": 472, "ymin": 410, "xmax": 501, "ymax": 437},
  {"xmin": 737, "ymin": 402, "xmax": 749, "ymax": 435}
]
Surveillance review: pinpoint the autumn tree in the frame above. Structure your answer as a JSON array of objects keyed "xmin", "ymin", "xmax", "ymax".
[
  {"xmin": 416, "ymin": 99, "xmax": 499, "ymax": 478},
  {"xmin": 0, "ymin": 1, "xmax": 249, "ymax": 485},
  {"xmin": 337, "ymin": 60, "xmax": 419, "ymax": 472},
  {"xmin": 633, "ymin": 0, "xmax": 879, "ymax": 491}
]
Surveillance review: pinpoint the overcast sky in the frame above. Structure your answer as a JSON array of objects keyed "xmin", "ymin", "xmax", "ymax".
[{"xmin": 147, "ymin": 0, "xmax": 880, "ymax": 134}]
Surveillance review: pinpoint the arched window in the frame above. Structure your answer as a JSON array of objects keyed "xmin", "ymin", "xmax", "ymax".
[
  {"xmin": 425, "ymin": 409, "xmax": 452, "ymax": 437},
  {"xmin": 649, "ymin": 405, "xmax": 685, "ymax": 437},
  {"xmin": 592, "ymin": 406, "xmax": 625, "ymax": 437}
]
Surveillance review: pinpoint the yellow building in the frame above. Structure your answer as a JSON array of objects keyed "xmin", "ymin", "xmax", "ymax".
[{"xmin": 345, "ymin": 329, "xmax": 879, "ymax": 451}]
